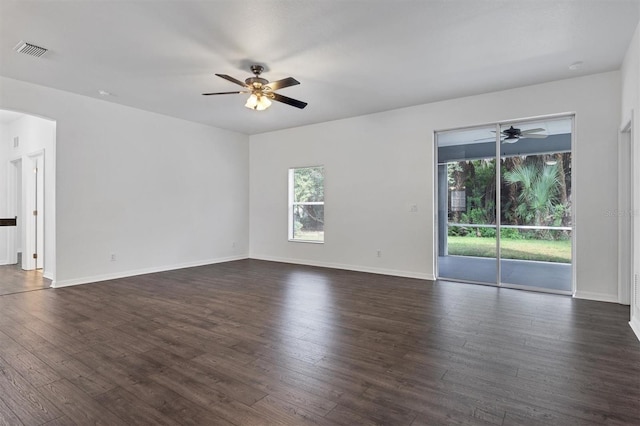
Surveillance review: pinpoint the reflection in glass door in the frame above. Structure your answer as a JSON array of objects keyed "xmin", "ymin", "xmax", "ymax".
[{"xmin": 436, "ymin": 117, "xmax": 573, "ymax": 294}]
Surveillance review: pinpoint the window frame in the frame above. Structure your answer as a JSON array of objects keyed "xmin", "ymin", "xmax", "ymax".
[{"xmin": 288, "ymin": 165, "xmax": 325, "ymax": 243}]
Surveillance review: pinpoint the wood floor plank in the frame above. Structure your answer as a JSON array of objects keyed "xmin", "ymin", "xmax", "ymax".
[
  {"xmin": 155, "ymin": 395, "xmax": 237, "ymax": 426},
  {"xmin": 324, "ymin": 403, "xmax": 379, "ymax": 426},
  {"xmin": 251, "ymin": 394, "xmax": 340, "ymax": 426},
  {"xmin": 0, "ymin": 396, "xmax": 24, "ymax": 426},
  {"xmin": 0, "ymin": 259, "xmax": 638, "ymax": 425},
  {"xmin": 249, "ymin": 356, "xmax": 344, "ymax": 403},
  {"xmin": 0, "ymin": 341, "xmax": 62, "ymax": 388},
  {"xmin": 40, "ymin": 416, "xmax": 74, "ymax": 426},
  {"xmin": 332, "ymin": 388, "xmax": 419, "ymax": 425},
  {"xmin": 193, "ymin": 353, "xmax": 339, "ymax": 417},
  {"xmin": 441, "ymin": 369, "xmax": 614, "ymax": 424},
  {"xmin": 0, "ymin": 366, "xmax": 62, "ymax": 425},
  {"xmin": 165, "ymin": 356, "xmax": 268, "ymax": 406},
  {"xmin": 95, "ymin": 386, "xmax": 181, "ymax": 426},
  {"xmin": 38, "ymin": 379, "xmax": 127, "ymax": 425},
  {"xmin": 148, "ymin": 366, "xmax": 271, "ymax": 426}
]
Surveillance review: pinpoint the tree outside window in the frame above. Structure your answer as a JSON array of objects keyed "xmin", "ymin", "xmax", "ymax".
[{"xmin": 289, "ymin": 166, "xmax": 324, "ymax": 242}]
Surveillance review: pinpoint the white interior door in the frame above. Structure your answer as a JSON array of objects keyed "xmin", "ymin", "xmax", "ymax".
[{"xmin": 24, "ymin": 152, "xmax": 44, "ymax": 270}]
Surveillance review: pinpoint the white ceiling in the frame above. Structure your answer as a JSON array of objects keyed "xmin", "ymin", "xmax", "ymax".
[{"xmin": 0, "ymin": 1, "xmax": 638, "ymax": 135}]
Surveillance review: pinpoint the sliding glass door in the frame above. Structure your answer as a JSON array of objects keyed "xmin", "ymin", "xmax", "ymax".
[
  {"xmin": 498, "ymin": 120, "xmax": 572, "ymax": 291},
  {"xmin": 436, "ymin": 117, "xmax": 573, "ymax": 294},
  {"xmin": 436, "ymin": 125, "xmax": 497, "ymax": 285}
]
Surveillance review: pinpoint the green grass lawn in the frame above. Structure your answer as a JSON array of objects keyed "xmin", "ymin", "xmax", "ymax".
[{"xmin": 447, "ymin": 236, "xmax": 571, "ymax": 263}]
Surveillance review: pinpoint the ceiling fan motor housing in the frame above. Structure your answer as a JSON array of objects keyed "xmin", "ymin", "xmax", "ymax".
[
  {"xmin": 503, "ymin": 126, "xmax": 520, "ymax": 137},
  {"xmin": 246, "ymin": 76, "xmax": 268, "ymax": 89}
]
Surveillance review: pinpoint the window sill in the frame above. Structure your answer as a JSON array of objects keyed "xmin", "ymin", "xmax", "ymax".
[{"xmin": 288, "ymin": 239, "xmax": 324, "ymax": 244}]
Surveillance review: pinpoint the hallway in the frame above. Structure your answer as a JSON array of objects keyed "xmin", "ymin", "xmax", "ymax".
[{"xmin": 0, "ymin": 263, "xmax": 50, "ymax": 296}]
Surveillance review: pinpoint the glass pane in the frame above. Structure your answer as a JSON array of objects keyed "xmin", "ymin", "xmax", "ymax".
[
  {"xmin": 437, "ymin": 125, "xmax": 497, "ymax": 285},
  {"xmin": 499, "ymin": 228, "xmax": 571, "ymax": 263},
  {"xmin": 294, "ymin": 167, "xmax": 324, "ymax": 203},
  {"xmin": 499, "ymin": 118, "xmax": 572, "ymax": 292},
  {"xmin": 293, "ymin": 204, "xmax": 324, "ymax": 241}
]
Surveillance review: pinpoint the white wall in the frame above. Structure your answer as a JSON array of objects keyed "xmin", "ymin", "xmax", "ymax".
[
  {"xmin": 1, "ymin": 115, "xmax": 56, "ymax": 276},
  {"xmin": 250, "ymin": 71, "xmax": 621, "ymax": 301},
  {"xmin": 0, "ymin": 77, "xmax": 249, "ymax": 286},
  {"xmin": 621, "ymin": 21, "xmax": 640, "ymax": 338}
]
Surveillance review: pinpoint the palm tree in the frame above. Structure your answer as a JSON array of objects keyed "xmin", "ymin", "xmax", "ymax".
[{"xmin": 504, "ymin": 162, "xmax": 560, "ymax": 233}]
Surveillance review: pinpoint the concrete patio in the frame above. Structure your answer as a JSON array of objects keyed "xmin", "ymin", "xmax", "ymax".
[{"xmin": 438, "ymin": 255, "xmax": 572, "ymax": 293}]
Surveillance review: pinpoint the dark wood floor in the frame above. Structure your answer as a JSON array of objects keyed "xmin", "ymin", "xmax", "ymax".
[{"xmin": 0, "ymin": 259, "xmax": 638, "ymax": 425}]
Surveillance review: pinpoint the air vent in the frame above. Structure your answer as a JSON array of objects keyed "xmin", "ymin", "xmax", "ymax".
[{"xmin": 14, "ymin": 41, "xmax": 47, "ymax": 58}]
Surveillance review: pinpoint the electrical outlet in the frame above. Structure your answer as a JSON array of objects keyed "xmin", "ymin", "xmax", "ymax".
[
  {"xmin": 110, "ymin": 253, "xmax": 116, "ymax": 262},
  {"xmin": 376, "ymin": 250, "xmax": 382, "ymax": 258},
  {"xmin": 409, "ymin": 204, "xmax": 418, "ymax": 213}
]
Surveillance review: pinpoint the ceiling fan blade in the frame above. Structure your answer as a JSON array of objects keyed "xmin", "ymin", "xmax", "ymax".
[
  {"xmin": 521, "ymin": 134, "xmax": 548, "ymax": 139},
  {"xmin": 202, "ymin": 91, "xmax": 248, "ymax": 95},
  {"xmin": 215, "ymin": 74, "xmax": 248, "ymax": 88},
  {"xmin": 270, "ymin": 92, "xmax": 308, "ymax": 109},
  {"xmin": 520, "ymin": 128, "xmax": 546, "ymax": 134},
  {"xmin": 264, "ymin": 77, "xmax": 300, "ymax": 91}
]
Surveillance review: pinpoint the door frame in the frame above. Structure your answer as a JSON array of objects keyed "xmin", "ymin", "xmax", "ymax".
[
  {"xmin": 619, "ymin": 116, "xmax": 634, "ymax": 305},
  {"xmin": 434, "ymin": 113, "xmax": 575, "ymax": 294}
]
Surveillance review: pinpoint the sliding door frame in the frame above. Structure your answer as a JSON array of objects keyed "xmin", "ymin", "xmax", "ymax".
[{"xmin": 434, "ymin": 113, "xmax": 575, "ymax": 295}]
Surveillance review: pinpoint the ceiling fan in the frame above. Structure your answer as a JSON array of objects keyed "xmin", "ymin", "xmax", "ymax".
[
  {"xmin": 496, "ymin": 126, "xmax": 548, "ymax": 144},
  {"xmin": 202, "ymin": 64, "xmax": 308, "ymax": 111}
]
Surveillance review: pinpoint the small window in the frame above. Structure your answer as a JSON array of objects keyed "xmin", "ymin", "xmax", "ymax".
[{"xmin": 289, "ymin": 166, "xmax": 324, "ymax": 242}]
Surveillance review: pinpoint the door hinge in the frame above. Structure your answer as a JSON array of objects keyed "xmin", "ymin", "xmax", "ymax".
[
  {"xmin": 32, "ymin": 253, "xmax": 37, "ymax": 259},
  {"xmin": 33, "ymin": 210, "xmax": 37, "ymax": 216}
]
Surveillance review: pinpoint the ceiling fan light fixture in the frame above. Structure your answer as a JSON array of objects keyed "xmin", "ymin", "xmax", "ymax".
[
  {"xmin": 256, "ymin": 95, "xmax": 271, "ymax": 111},
  {"xmin": 245, "ymin": 93, "xmax": 271, "ymax": 111},
  {"xmin": 245, "ymin": 94, "xmax": 258, "ymax": 109},
  {"xmin": 503, "ymin": 135, "xmax": 520, "ymax": 144}
]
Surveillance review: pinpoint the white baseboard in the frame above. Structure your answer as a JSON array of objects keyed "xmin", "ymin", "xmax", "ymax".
[
  {"xmin": 0, "ymin": 259, "xmax": 10, "ymax": 266},
  {"xmin": 250, "ymin": 255, "xmax": 435, "ymax": 281},
  {"xmin": 50, "ymin": 255, "xmax": 248, "ymax": 288},
  {"xmin": 573, "ymin": 290, "xmax": 619, "ymax": 303},
  {"xmin": 630, "ymin": 317, "xmax": 640, "ymax": 342}
]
